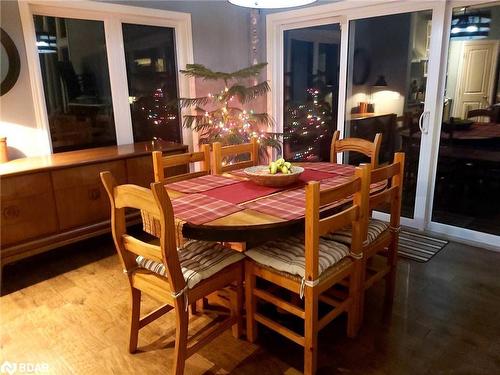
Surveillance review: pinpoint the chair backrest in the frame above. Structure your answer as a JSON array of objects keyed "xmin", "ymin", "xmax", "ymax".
[
  {"xmin": 466, "ymin": 108, "xmax": 492, "ymax": 121},
  {"xmin": 152, "ymin": 144, "xmax": 211, "ymax": 184},
  {"xmin": 330, "ymin": 130, "xmax": 382, "ymax": 168},
  {"xmin": 304, "ymin": 164, "xmax": 371, "ymax": 282},
  {"xmin": 368, "ymin": 152, "xmax": 405, "ymax": 229},
  {"xmin": 212, "ymin": 137, "xmax": 259, "ymax": 174},
  {"xmin": 100, "ymin": 171, "xmax": 186, "ymax": 294}
]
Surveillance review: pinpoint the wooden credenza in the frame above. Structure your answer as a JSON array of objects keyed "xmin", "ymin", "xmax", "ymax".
[
  {"xmin": 0, "ymin": 141, "xmax": 187, "ymax": 266},
  {"xmin": 347, "ymin": 113, "xmax": 397, "ymax": 165}
]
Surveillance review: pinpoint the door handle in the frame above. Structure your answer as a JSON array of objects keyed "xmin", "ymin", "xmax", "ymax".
[{"xmin": 419, "ymin": 111, "xmax": 430, "ymax": 134}]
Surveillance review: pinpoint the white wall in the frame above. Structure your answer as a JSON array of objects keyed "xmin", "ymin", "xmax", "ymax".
[{"xmin": 0, "ymin": 0, "xmax": 44, "ymax": 159}]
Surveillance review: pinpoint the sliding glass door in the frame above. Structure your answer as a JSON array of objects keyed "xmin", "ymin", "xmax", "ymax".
[
  {"xmin": 273, "ymin": 1, "xmax": 499, "ymax": 245},
  {"xmin": 280, "ymin": 5, "xmax": 443, "ymax": 228},
  {"xmin": 344, "ymin": 10, "xmax": 435, "ymax": 221},
  {"xmin": 430, "ymin": 2, "xmax": 500, "ymax": 241}
]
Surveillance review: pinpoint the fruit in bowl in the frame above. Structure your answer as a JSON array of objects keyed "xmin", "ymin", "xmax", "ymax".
[
  {"xmin": 269, "ymin": 158, "xmax": 293, "ymax": 174},
  {"xmin": 244, "ymin": 158, "xmax": 304, "ymax": 187}
]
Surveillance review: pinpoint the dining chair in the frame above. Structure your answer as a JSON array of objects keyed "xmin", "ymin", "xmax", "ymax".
[
  {"xmin": 212, "ymin": 137, "xmax": 259, "ymax": 175},
  {"xmin": 100, "ymin": 171, "xmax": 244, "ymax": 375},
  {"xmin": 323, "ymin": 152, "xmax": 405, "ymax": 322},
  {"xmin": 466, "ymin": 108, "xmax": 493, "ymax": 122},
  {"xmin": 152, "ymin": 144, "xmax": 211, "ymax": 184},
  {"xmin": 330, "ymin": 130, "xmax": 382, "ymax": 168},
  {"xmin": 244, "ymin": 164, "xmax": 371, "ymax": 375}
]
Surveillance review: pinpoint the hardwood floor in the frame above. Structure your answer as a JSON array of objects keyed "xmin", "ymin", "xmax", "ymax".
[{"xmin": 1, "ymin": 233, "xmax": 499, "ymax": 374}]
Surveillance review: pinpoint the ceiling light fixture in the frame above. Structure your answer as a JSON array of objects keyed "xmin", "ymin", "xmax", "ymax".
[
  {"xmin": 36, "ymin": 32, "xmax": 57, "ymax": 54},
  {"xmin": 228, "ymin": 0, "xmax": 317, "ymax": 9},
  {"xmin": 451, "ymin": 8, "xmax": 491, "ymax": 39}
]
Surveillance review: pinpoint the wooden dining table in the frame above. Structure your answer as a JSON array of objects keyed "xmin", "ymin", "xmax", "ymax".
[{"xmin": 141, "ymin": 162, "xmax": 387, "ymax": 246}]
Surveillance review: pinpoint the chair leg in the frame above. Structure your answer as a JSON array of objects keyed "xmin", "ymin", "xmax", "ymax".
[
  {"xmin": 173, "ymin": 300, "xmax": 189, "ymax": 375},
  {"xmin": 245, "ymin": 261, "xmax": 258, "ymax": 343},
  {"xmin": 347, "ymin": 260, "xmax": 364, "ymax": 338},
  {"xmin": 385, "ymin": 237, "xmax": 399, "ymax": 303},
  {"xmin": 231, "ymin": 267, "xmax": 244, "ymax": 339},
  {"xmin": 190, "ymin": 302, "xmax": 197, "ymax": 315},
  {"xmin": 129, "ymin": 287, "xmax": 141, "ymax": 354},
  {"xmin": 304, "ymin": 287, "xmax": 319, "ymax": 375}
]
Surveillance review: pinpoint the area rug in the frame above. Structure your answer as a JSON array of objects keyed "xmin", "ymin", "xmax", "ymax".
[{"xmin": 398, "ymin": 230, "xmax": 449, "ymax": 262}]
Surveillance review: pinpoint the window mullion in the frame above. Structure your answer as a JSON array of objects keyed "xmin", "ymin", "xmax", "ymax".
[{"xmin": 104, "ymin": 16, "xmax": 134, "ymax": 145}]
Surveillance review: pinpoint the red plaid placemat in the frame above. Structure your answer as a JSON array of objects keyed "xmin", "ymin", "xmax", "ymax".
[
  {"xmin": 166, "ymin": 174, "xmax": 240, "ymax": 193},
  {"xmin": 172, "ymin": 194, "xmax": 243, "ymax": 225},
  {"xmin": 242, "ymin": 175, "xmax": 354, "ymax": 220},
  {"xmin": 242, "ymin": 188, "xmax": 306, "ymax": 220},
  {"xmin": 242, "ymin": 175, "xmax": 387, "ymax": 221},
  {"xmin": 298, "ymin": 162, "xmax": 355, "ymax": 175}
]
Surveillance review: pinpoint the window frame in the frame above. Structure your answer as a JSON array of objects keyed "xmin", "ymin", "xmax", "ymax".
[{"xmin": 19, "ymin": 0, "xmax": 195, "ymax": 154}]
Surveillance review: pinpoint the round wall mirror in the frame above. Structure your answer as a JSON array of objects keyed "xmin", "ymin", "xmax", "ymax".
[{"xmin": 0, "ymin": 28, "xmax": 21, "ymax": 96}]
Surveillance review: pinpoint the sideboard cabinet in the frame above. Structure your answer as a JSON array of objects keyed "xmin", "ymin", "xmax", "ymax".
[{"xmin": 0, "ymin": 141, "xmax": 187, "ymax": 266}]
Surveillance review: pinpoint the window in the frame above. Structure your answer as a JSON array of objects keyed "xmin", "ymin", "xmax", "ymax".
[
  {"xmin": 122, "ymin": 23, "xmax": 181, "ymax": 144},
  {"xmin": 22, "ymin": 1, "xmax": 193, "ymax": 155},
  {"xmin": 34, "ymin": 15, "xmax": 116, "ymax": 152}
]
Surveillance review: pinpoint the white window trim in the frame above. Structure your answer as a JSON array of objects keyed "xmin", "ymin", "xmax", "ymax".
[{"xmin": 18, "ymin": 0, "xmax": 196, "ymax": 154}]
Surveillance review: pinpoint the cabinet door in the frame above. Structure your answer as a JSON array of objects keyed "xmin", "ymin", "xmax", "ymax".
[
  {"xmin": 1, "ymin": 173, "xmax": 58, "ymax": 246},
  {"xmin": 52, "ymin": 161, "xmax": 126, "ymax": 230}
]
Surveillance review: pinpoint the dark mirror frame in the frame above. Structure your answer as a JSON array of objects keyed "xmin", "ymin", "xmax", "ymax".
[{"xmin": 0, "ymin": 28, "xmax": 21, "ymax": 96}]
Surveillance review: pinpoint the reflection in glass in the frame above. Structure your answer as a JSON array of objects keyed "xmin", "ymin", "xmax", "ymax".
[
  {"xmin": 345, "ymin": 11, "xmax": 432, "ymax": 218},
  {"xmin": 283, "ymin": 24, "xmax": 341, "ymax": 161},
  {"xmin": 34, "ymin": 15, "xmax": 116, "ymax": 153},
  {"xmin": 432, "ymin": 4, "xmax": 500, "ymax": 236},
  {"xmin": 122, "ymin": 24, "xmax": 181, "ymax": 144}
]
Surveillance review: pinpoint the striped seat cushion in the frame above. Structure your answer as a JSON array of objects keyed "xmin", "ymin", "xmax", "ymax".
[
  {"xmin": 322, "ymin": 219, "xmax": 389, "ymax": 245},
  {"xmin": 245, "ymin": 235, "xmax": 350, "ymax": 279},
  {"xmin": 136, "ymin": 241, "xmax": 244, "ymax": 290}
]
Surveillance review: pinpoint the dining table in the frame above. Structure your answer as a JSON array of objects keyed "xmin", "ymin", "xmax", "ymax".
[{"xmin": 141, "ymin": 162, "xmax": 387, "ymax": 247}]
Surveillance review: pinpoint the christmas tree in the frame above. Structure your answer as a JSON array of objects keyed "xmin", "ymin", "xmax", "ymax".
[
  {"xmin": 283, "ymin": 84, "xmax": 333, "ymax": 161},
  {"xmin": 178, "ymin": 63, "xmax": 281, "ymax": 160}
]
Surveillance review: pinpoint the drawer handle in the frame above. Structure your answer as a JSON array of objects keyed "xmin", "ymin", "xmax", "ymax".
[
  {"xmin": 3, "ymin": 205, "xmax": 20, "ymax": 220},
  {"xmin": 88, "ymin": 188, "xmax": 101, "ymax": 201}
]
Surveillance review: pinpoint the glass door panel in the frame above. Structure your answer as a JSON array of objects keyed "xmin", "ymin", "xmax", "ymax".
[
  {"xmin": 283, "ymin": 23, "xmax": 341, "ymax": 161},
  {"xmin": 431, "ymin": 3, "xmax": 500, "ymax": 236},
  {"xmin": 344, "ymin": 10, "xmax": 433, "ymax": 219},
  {"xmin": 33, "ymin": 15, "xmax": 116, "ymax": 153},
  {"xmin": 122, "ymin": 23, "xmax": 181, "ymax": 143}
]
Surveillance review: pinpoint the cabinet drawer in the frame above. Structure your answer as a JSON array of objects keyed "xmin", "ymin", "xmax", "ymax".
[
  {"xmin": 52, "ymin": 161, "xmax": 126, "ymax": 230},
  {"xmin": 1, "ymin": 172, "xmax": 53, "ymax": 199},
  {"xmin": 1, "ymin": 173, "xmax": 58, "ymax": 246}
]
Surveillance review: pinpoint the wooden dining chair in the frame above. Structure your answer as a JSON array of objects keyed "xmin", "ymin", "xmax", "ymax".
[
  {"xmin": 244, "ymin": 164, "xmax": 371, "ymax": 375},
  {"xmin": 330, "ymin": 130, "xmax": 382, "ymax": 168},
  {"xmin": 100, "ymin": 171, "xmax": 244, "ymax": 375},
  {"xmin": 323, "ymin": 152, "xmax": 405, "ymax": 322},
  {"xmin": 466, "ymin": 108, "xmax": 492, "ymax": 122},
  {"xmin": 212, "ymin": 137, "xmax": 259, "ymax": 175},
  {"xmin": 152, "ymin": 144, "xmax": 211, "ymax": 184}
]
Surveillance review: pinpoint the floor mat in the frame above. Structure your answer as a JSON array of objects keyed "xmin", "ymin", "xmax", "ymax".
[{"xmin": 398, "ymin": 230, "xmax": 449, "ymax": 262}]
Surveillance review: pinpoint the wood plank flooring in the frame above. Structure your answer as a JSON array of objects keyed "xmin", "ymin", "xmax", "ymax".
[{"xmin": 1, "ymin": 234, "xmax": 499, "ymax": 374}]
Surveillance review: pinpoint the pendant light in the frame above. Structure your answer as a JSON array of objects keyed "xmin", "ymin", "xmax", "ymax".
[
  {"xmin": 36, "ymin": 32, "xmax": 57, "ymax": 54},
  {"xmin": 228, "ymin": 0, "xmax": 317, "ymax": 9},
  {"xmin": 451, "ymin": 7, "xmax": 491, "ymax": 39}
]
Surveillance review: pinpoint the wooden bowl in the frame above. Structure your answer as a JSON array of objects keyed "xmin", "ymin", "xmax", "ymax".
[{"xmin": 244, "ymin": 165, "xmax": 304, "ymax": 187}]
